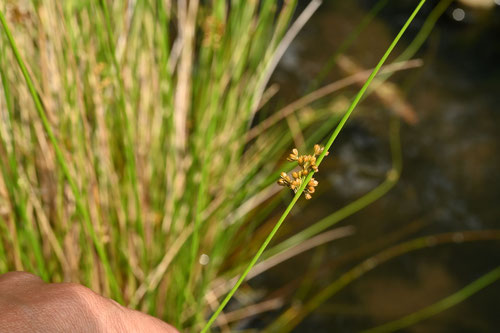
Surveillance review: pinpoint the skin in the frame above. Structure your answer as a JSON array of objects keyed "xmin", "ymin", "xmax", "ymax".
[{"xmin": 0, "ymin": 272, "xmax": 179, "ymax": 333}]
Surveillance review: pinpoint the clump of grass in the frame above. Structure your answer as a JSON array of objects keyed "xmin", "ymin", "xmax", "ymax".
[
  {"xmin": 0, "ymin": 0, "xmax": 326, "ymax": 329},
  {"xmin": 0, "ymin": 0, "xmax": 458, "ymax": 332}
]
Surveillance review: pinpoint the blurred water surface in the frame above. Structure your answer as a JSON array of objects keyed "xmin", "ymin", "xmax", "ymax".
[{"xmin": 251, "ymin": 1, "xmax": 500, "ymax": 331}]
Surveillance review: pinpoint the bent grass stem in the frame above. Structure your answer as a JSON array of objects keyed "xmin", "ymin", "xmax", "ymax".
[
  {"xmin": 268, "ymin": 230, "xmax": 500, "ymax": 332},
  {"xmin": 362, "ymin": 265, "xmax": 500, "ymax": 333}
]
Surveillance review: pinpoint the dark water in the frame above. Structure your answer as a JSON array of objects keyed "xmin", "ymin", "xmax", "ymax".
[{"xmin": 251, "ymin": 1, "xmax": 500, "ymax": 332}]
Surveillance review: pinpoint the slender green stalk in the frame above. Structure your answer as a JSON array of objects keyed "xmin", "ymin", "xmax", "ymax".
[
  {"xmin": 309, "ymin": 0, "xmax": 390, "ymax": 91},
  {"xmin": 0, "ymin": 233, "xmax": 6, "ymax": 272},
  {"xmin": 264, "ymin": 117, "xmax": 401, "ymax": 261},
  {"xmin": 362, "ymin": 266, "xmax": 500, "ymax": 333},
  {"xmin": 0, "ymin": 55, "xmax": 48, "ymax": 278},
  {"xmin": 200, "ymin": 1, "xmax": 427, "ymax": 331},
  {"xmin": 0, "ymin": 9, "xmax": 122, "ymax": 301},
  {"xmin": 362, "ymin": 0, "xmax": 452, "ymax": 107},
  {"xmin": 267, "ymin": 230, "xmax": 500, "ymax": 332},
  {"xmin": 396, "ymin": 0, "xmax": 453, "ymax": 62},
  {"xmin": 98, "ymin": 0, "xmax": 146, "ymax": 258},
  {"xmin": 261, "ymin": 0, "xmax": 452, "ymax": 271},
  {"xmin": 219, "ymin": 116, "xmax": 402, "ymax": 306},
  {"xmin": 315, "ymin": 0, "xmax": 426, "ymax": 168}
]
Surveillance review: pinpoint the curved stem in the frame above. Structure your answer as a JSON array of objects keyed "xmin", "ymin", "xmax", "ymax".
[
  {"xmin": 268, "ymin": 230, "xmax": 500, "ymax": 332},
  {"xmin": 362, "ymin": 265, "xmax": 500, "ymax": 333}
]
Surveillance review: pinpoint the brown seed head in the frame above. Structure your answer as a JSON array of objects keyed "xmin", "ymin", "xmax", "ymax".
[
  {"xmin": 287, "ymin": 148, "xmax": 299, "ymax": 161},
  {"xmin": 278, "ymin": 144, "xmax": 327, "ymax": 200},
  {"xmin": 314, "ymin": 144, "xmax": 321, "ymax": 155},
  {"xmin": 308, "ymin": 178, "xmax": 318, "ymax": 187}
]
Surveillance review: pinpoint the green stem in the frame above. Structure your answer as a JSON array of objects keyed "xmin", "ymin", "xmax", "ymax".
[
  {"xmin": 264, "ymin": 117, "xmax": 401, "ymax": 261},
  {"xmin": 268, "ymin": 230, "xmax": 500, "ymax": 332},
  {"xmin": 308, "ymin": 0, "xmax": 390, "ymax": 91},
  {"xmin": 362, "ymin": 266, "xmax": 500, "ymax": 333},
  {"xmin": 396, "ymin": 0, "xmax": 453, "ymax": 63},
  {"xmin": 99, "ymin": 0, "xmax": 145, "ymax": 259},
  {"xmin": 200, "ymin": 1, "xmax": 427, "ymax": 331},
  {"xmin": 267, "ymin": 0, "xmax": 453, "ymax": 262},
  {"xmin": 1, "ymin": 22, "xmax": 49, "ymax": 280}
]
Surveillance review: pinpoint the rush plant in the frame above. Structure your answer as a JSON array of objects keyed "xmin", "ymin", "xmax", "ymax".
[{"xmin": 0, "ymin": 0, "xmax": 454, "ymax": 332}]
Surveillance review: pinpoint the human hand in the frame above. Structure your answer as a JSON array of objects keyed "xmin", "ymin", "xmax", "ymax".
[{"xmin": 0, "ymin": 272, "xmax": 179, "ymax": 333}]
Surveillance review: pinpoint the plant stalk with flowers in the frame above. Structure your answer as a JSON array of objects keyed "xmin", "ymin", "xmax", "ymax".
[
  {"xmin": 201, "ymin": 1, "xmax": 427, "ymax": 331},
  {"xmin": 278, "ymin": 144, "xmax": 327, "ymax": 200}
]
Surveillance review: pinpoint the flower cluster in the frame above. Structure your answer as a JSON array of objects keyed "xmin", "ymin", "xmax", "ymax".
[{"xmin": 277, "ymin": 144, "xmax": 328, "ymax": 200}]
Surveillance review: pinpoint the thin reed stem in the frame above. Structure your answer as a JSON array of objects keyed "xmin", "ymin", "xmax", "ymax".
[
  {"xmin": 200, "ymin": 1, "xmax": 427, "ymax": 331},
  {"xmin": 268, "ymin": 230, "xmax": 500, "ymax": 332},
  {"xmin": 362, "ymin": 265, "xmax": 500, "ymax": 333}
]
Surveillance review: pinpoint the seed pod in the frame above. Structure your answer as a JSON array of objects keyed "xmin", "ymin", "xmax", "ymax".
[
  {"xmin": 308, "ymin": 178, "xmax": 318, "ymax": 187},
  {"xmin": 305, "ymin": 193, "xmax": 312, "ymax": 200},
  {"xmin": 292, "ymin": 172, "xmax": 299, "ymax": 179},
  {"xmin": 314, "ymin": 144, "xmax": 321, "ymax": 155}
]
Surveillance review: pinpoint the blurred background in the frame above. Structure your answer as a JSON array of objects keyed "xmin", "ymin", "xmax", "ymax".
[{"xmin": 247, "ymin": 0, "xmax": 500, "ymax": 331}]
